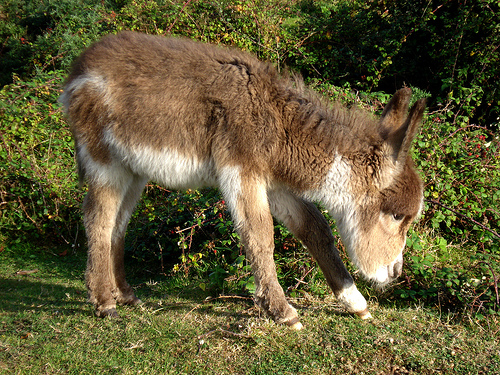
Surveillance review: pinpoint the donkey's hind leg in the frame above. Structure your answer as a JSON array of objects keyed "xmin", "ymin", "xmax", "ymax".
[
  {"xmin": 110, "ymin": 176, "xmax": 147, "ymax": 307},
  {"xmin": 83, "ymin": 180, "xmax": 129, "ymax": 317},
  {"xmin": 268, "ymin": 189, "xmax": 371, "ymax": 319}
]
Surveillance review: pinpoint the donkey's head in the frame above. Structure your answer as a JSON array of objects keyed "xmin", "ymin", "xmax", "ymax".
[{"xmin": 330, "ymin": 88, "xmax": 425, "ymax": 286}]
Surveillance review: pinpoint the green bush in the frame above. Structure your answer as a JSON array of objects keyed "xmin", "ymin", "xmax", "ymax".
[
  {"xmin": 0, "ymin": 0, "xmax": 114, "ymax": 85},
  {"xmin": 286, "ymin": 0, "xmax": 500, "ymax": 126},
  {"xmin": 0, "ymin": 70, "xmax": 80, "ymax": 244},
  {"xmin": 399, "ymin": 109, "xmax": 500, "ymax": 313}
]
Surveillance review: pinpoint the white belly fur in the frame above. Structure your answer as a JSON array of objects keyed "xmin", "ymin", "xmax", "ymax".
[{"xmin": 80, "ymin": 128, "xmax": 218, "ymax": 189}]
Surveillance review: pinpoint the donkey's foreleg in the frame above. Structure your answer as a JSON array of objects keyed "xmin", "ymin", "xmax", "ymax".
[
  {"xmin": 83, "ymin": 182, "xmax": 127, "ymax": 317},
  {"xmin": 221, "ymin": 173, "xmax": 302, "ymax": 329},
  {"xmin": 110, "ymin": 176, "xmax": 147, "ymax": 307},
  {"xmin": 268, "ymin": 189, "xmax": 372, "ymax": 319}
]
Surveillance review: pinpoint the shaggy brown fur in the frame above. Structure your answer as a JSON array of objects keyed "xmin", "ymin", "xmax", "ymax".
[{"xmin": 60, "ymin": 32, "xmax": 425, "ymax": 328}]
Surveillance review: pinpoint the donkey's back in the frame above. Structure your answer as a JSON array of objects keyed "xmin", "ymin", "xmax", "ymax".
[{"xmin": 61, "ymin": 32, "xmax": 285, "ymax": 190}]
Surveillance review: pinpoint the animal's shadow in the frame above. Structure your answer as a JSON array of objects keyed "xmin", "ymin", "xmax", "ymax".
[
  {"xmin": 0, "ymin": 247, "xmax": 364, "ymax": 323},
  {"xmin": 0, "ymin": 269, "xmax": 257, "ymax": 322},
  {"xmin": 0, "ymin": 276, "xmax": 88, "ymax": 315}
]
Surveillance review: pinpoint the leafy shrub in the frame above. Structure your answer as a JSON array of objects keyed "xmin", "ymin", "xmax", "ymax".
[
  {"xmin": 287, "ymin": 0, "xmax": 500, "ymax": 126},
  {"xmin": 391, "ymin": 108, "xmax": 500, "ymax": 314},
  {"xmin": 0, "ymin": 0, "xmax": 114, "ymax": 85},
  {"xmin": 0, "ymin": 71, "xmax": 80, "ymax": 245},
  {"xmin": 392, "ymin": 230, "xmax": 500, "ymax": 316}
]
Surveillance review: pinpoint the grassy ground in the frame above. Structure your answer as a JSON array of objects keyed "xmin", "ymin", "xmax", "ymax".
[{"xmin": 1, "ymin": 245, "xmax": 498, "ymax": 375}]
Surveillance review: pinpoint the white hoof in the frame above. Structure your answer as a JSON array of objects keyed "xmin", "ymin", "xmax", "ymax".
[
  {"xmin": 284, "ymin": 317, "xmax": 303, "ymax": 330},
  {"xmin": 337, "ymin": 283, "xmax": 368, "ymax": 314},
  {"xmin": 289, "ymin": 321, "xmax": 303, "ymax": 330}
]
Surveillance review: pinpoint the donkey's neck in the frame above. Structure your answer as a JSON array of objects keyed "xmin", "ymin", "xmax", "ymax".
[
  {"xmin": 302, "ymin": 151, "xmax": 356, "ymax": 214},
  {"xmin": 272, "ymin": 90, "xmax": 378, "ymax": 193},
  {"xmin": 301, "ymin": 152, "xmax": 360, "ymax": 260}
]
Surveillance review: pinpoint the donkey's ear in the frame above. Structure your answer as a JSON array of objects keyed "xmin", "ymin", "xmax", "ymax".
[
  {"xmin": 379, "ymin": 89, "xmax": 426, "ymax": 163},
  {"xmin": 379, "ymin": 88, "xmax": 412, "ymax": 138}
]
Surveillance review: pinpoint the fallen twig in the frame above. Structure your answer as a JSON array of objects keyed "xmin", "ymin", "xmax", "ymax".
[
  {"xmin": 203, "ymin": 295, "xmax": 253, "ymax": 302},
  {"xmin": 15, "ymin": 269, "xmax": 38, "ymax": 276},
  {"xmin": 182, "ymin": 295, "xmax": 253, "ymax": 320}
]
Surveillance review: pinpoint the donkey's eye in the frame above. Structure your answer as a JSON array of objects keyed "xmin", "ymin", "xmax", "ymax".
[{"xmin": 393, "ymin": 214, "xmax": 405, "ymax": 221}]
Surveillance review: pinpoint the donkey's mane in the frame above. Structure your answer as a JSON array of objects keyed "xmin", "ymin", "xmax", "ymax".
[{"xmin": 273, "ymin": 71, "xmax": 383, "ymax": 156}]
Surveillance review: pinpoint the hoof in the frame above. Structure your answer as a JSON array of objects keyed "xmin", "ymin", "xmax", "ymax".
[
  {"xmin": 116, "ymin": 293, "xmax": 142, "ymax": 306},
  {"xmin": 96, "ymin": 307, "xmax": 119, "ymax": 318},
  {"xmin": 354, "ymin": 309, "xmax": 373, "ymax": 320},
  {"xmin": 123, "ymin": 297, "xmax": 142, "ymax": 306},
  {"xmin": 285, "ymin": 317, "xmax": 303, "ymax": 330},
  {"xmin": 130, "ymin": 297, "xmax": 143, "ymax": 306}
]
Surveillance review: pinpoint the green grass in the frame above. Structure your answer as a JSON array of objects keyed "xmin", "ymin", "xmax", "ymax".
[{"xmin": 1, "ymin": 245, "xmax": 498, "ymax": 374}]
